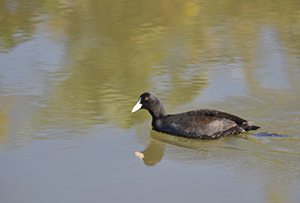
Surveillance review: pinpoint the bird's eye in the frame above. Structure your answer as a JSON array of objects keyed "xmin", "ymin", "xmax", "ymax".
[{"xmin": 144, "ymin": 97, "xmax": 148, "ymax": 101}]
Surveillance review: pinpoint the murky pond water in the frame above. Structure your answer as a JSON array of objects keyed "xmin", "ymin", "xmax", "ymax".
[{"xmin": 1, "ymin": 0, "xmax": 300, "ymax": 202}]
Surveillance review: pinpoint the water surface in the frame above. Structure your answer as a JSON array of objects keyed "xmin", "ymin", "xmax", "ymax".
[{"xmin": 1, "ymin": 0, "xmax": 300, "ymax": 202}]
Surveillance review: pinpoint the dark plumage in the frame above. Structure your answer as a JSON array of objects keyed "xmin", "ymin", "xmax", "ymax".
[{"xmin": 132, "ymin": 92, "xmax": 260, "ymax": 139}]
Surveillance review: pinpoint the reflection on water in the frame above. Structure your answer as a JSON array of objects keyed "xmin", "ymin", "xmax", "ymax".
[
  {"xmin": 134, "ymin": 139, "xmax": 165, "ymax": 166},
  {"xmin": 1, "ymin": 0, "xmax": 300, "ymax": 202},
  {"xmin": 135, "ymin": 130, "xmax": 300, "ymax": 168},
  {"xmin": 135, "ymin": 130, "xmax": 300, "ymax": 201}
]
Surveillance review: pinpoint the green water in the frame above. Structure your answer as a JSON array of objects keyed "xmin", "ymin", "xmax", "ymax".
[{"xmin": 1, "ymin": 0, "xmax": 300, "ymax": 202}]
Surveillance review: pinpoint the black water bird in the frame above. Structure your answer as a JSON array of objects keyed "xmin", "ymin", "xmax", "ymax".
[{"xmin": 131, "ymin": 92, "xmax": 260, "ymax": 139}]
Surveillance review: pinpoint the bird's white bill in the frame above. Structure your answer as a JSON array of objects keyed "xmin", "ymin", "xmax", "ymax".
[{"xmin": 131, "ymin": 98, "xmax": 142, "ymax": 113}]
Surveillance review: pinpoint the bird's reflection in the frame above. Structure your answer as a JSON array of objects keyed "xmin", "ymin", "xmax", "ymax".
[
  {"xmin": 134, "ymin": 130, "xmax": 209, "ymax": 166},
  {"xmin": 134, "ymin": 137, "xmax": 165, "ymax": 166},
  {"xmin": 134, "ymin": 130, "xmax": 290, "ymax": 166},
  {"xmin": 134, "ymin": 130, "xmax": 300, "ymax": 202}
]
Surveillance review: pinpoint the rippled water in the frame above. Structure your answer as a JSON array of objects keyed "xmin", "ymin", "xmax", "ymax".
[{"xmin": 1, "ymin": 0, "xmax": 300, "ymax": 202}]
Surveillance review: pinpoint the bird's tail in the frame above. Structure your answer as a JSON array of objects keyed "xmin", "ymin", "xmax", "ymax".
[{"xmin": 241, "ymin": 122, "xmax": 260, "ymax": 131}]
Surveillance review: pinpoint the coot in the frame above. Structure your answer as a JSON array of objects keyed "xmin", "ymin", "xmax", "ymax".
[{"xmin": 131, "ymin": 92, "xmax": 260, "ymax": 139}]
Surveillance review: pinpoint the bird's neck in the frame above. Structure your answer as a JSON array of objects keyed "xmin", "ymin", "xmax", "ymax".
[
  {"xmin": 148, "ymin": 99, "xmax": 166, "ymax": 120},
  {"xmin": 148, "ymin": 106, "xmax": 166, "ymax": 119},
  {"xmin": 150, "ymin": 108, "xmax": 165, "ymax": 131}
]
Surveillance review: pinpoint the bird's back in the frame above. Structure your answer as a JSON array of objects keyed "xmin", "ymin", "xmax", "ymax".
[{"xmin": 153, "ymin": 109, "xmax": 258, "ymax": 139}]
